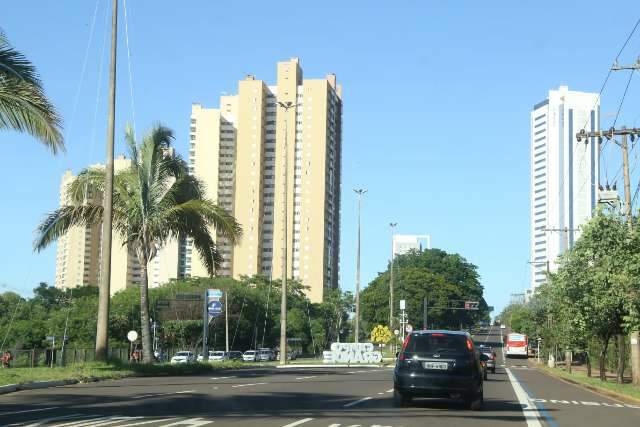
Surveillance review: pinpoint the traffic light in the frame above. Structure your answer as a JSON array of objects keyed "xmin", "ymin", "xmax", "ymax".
[{"xmin": 464, "ymin": 301, "xmax": 479, "ymax": 310}]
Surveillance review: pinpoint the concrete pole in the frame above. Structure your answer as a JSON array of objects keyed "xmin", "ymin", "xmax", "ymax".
[
  {"xmin": 631, "ymin": 332, "xmax": 640, "ymax": 386},
  {"xmin": 95, "ymin": 0, "xmax": 117, "ymax": 361},
  {"xmin": 353, "ymin": 189, "xmax": 367, "ymax": 343},
  {"xmin": 389, "ymin": 223, "xmax": 397, "ymax": 331}
]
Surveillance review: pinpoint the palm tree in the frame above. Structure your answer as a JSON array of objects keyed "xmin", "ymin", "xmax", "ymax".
[
  {"xmin": 0, "ymin": 29, "xmax": 63, "ymax": 153},
  {"xmin": 34, "ymin": 124, "xmax": 241, "ymax": 362}
]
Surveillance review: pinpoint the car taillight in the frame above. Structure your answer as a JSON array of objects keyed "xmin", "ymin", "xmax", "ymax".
[
  {"xmin": 466, "ymin": 338, "xmax": 474, "ymax": 351},
  {"xmin": 401, "ymin": 334, "xmax": 411, "ymax": 352}
]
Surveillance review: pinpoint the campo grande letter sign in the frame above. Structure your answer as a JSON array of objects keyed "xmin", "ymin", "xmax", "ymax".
[{"xmin": 323, "ymin": 343, "xmax": 383, "ymax": 364}]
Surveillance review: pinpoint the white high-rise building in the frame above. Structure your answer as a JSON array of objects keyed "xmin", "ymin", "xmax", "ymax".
[
  {"xmin": 392, "ymin": 235, "xmax": 431, "ymax": 258},
  {"xmin": 530, "ymin": 86, "xmax": 600, "ymax": 290}
]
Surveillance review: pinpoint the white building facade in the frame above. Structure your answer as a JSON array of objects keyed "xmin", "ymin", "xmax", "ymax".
[
  {"xmin": 530, "ymin": 86, "xmax": 599, "ymax": 290},
  {"xmin": 392, "ymin": 234, "xmax": 431, "ymax": 258}
]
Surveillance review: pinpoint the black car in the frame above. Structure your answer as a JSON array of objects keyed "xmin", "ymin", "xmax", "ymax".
[{"xmin": 394, "ymin": 330, "xmax": 487, "ymax": 410}]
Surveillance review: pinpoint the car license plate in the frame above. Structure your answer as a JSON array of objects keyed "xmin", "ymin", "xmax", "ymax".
[{"xmin": 423, "ymin": 362, "xmax": 448, "ymax": 370}]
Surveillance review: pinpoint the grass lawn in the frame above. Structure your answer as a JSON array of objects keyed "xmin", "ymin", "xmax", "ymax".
[
  {"xmin": 538, "ymin": 365, "xmax": 640, "ymax": 402},
  {"xmin": 0, "ymin": 360, "xmax": 246, "ymax": 387}
]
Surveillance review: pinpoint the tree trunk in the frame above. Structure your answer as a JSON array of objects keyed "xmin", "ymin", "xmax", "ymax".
[
  {"xmin": 139, "ymin": 253, "xmax": 154, "ymax": 363},
  {"xmin": 617, "ymin": 334, "xmax": 625, "ymax": 384},
  {"xmin": 586, "ymin": 351, "xmax": 591, "ymax": 377},
  {"xmin": 599, "ymin": 337, "xmax": 610, "ymax": 382}
]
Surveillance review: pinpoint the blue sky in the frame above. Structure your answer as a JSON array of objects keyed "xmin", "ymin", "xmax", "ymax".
[{"xmin": 2, "ymin": 1, "xmax": 640, "ymax": 316}]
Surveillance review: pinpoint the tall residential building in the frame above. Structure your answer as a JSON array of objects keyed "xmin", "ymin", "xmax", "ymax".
[
  {"xmin": 184, "ymin": 58, "xmax": 342, "ymax": 302},
  {"xmin": 530, "ymin": 86, "xmax": 600, "ymax": 290},
  {"xmin": 392, "ymin": 235, "xmax": 431, "ymax": 258},
  {"xmin": 55, "ymin": 155, "xmax": 180, "ymax": 294}
]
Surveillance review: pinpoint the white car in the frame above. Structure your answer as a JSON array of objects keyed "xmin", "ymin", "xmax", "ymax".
[
  {"xmin": 242, "ymin": 350, "xmax": 257, "ymax": 362},
  {"xmin": 171, "ymin": 351, "xmax": 195, "ymax": 364},
  {"xmin": 197, "ymin": 351, "xmax": 224, "ymax": 362}
]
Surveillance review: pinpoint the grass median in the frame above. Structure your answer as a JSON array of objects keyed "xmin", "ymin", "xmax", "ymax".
[
  {"xmin": 0, "ymin": 360, "xmax": 248, "ymax": 387},
  {"xmin": 537, "ymin": 364, "xmax": 640, "ymax": 402}
]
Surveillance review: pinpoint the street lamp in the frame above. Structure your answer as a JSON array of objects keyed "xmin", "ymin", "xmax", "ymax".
[
  {"xmin": 353, "ymin": 188, "xmax": 367, "ymax": 343},
  {"xmin": 389, "ymin": 222, "xmax": 398, "ymax": 331},
  {"xmin": 277, "ymin": 100, "xmax": 298, "ymax": 365}
]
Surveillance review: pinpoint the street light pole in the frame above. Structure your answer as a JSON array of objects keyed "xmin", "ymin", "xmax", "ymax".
[
  {"xmin": 389, "ymin": 222, "xmax": 398, "ymax": 332},
  {"xmin": 277, "ymin": 101, "xmax": 298, "ymax": 365},
  {"xmin": 353, "ymin": 189, "xmax": 367, "ymax": 343},
  {"xmin": 96, "ymin": 0, "xmax": 118, "ymax": 361}
]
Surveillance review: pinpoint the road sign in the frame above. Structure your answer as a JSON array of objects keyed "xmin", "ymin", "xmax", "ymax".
[
  {"xmin": 207, "ymin": 300, "xmax": 223, "ymax": 317},
  {"xmin": 394, "ymin": 329, "xmax": 400, "ymax": 336},
  {"xmin": 127, "ymin": 330, "xmax": 138, "ymax": 342},
  {"xmin": 399, "ymin": 299, "xmax": 406, "ymax": 310},
  {"xmin": 46, "ymin": 336, "xmax": 55, "ymax": 341},
  {"xmin": 464, "ymin": 301, "xmax": 479, "ymax": 310},
  {"xmin": 405, "ymin": 324, "xmax": 413, "ymax": 333}
]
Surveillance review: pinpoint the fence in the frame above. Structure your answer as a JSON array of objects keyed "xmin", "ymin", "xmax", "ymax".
[{"xmin": 2, "ymin": 347, "xmax": 130, "ymax": 368}]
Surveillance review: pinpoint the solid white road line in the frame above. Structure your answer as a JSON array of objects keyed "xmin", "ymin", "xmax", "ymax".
[
  {"xmin": 343, "ymin": 396, "xmax": 373, "ymax": 408},
  {"xmin": 119, "ymin": 418, "xmax": 177, "ymax": 426},
  {"xmin": 0, "ymin": 407, "xmax": 60, "ymax": 417},
  {"xmin": 281, "ymin": 418, "xmax": 314, "ymax": 427},
  {"xmin": 231, "ymin": 382, "xmax": 267, "ymax": 388},
  {"xmin": 506, "ymin": 368, "xmax": 543, "ymax": 427}
]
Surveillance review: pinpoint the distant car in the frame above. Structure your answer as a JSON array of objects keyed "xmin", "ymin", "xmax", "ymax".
[
  {"xmin": 394, "ymin": 330, "xmax": 485, "ymax": 410},
  {"xmin": 479, "ymin": 345, "xmax": 496, "ymax": 373},
  {"xmin": 258, "ymin": 348, "xmax": 275, "ymax": 361},
  {"xmin": 243, "ymin": 350, "xmax": 257, "ymax": 362},
  {"xmin": 171, "ymin": 351, "xmax": 195, "ymax": 364},
  {"xmin": 197, "ymin": 351, "xmax": 227, "ymax": 362},
  {"xmin": 227, "ymin": 351, "xmax": 243, "ymax": 361}
]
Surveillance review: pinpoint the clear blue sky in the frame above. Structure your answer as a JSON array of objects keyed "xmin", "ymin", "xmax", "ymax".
[{"xmin": 2, "ymin": 1, "xmax": 640, "ymax": 316}]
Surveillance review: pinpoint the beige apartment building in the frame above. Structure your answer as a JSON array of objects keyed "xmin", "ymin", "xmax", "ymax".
[
  {"xmin": 183, "ymin": 58, "xmax": 342, "ymax": 302},
  {"xmin": 55, "ymin": 155, "xmax": 180, "ymax": 294}
]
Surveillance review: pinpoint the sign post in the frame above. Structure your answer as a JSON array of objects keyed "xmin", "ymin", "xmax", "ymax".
[
  {"xmin": 127, "ymin": 330, "xmax": 138, "ymax": 363},
  {"xmin": 204, "ymin": 289, "xmax": 224, "ymax": 361}
]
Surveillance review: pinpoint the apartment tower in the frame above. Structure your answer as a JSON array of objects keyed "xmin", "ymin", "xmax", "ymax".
[
  {"xmin": 184, "ymin": 58, "xmax": 342, "ymax": 302},
  {"xmin": 530, "ymin": 86, "xmax": 599, "ymax": 290},
  {"xmin": 55, "ymin": 156, "xmax": 180, "ymax": 294}
]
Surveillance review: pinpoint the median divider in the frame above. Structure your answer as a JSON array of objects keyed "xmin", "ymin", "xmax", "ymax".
[{"xmin": 0, "ymin": 379, "xmax": 80, "ymax": 395}]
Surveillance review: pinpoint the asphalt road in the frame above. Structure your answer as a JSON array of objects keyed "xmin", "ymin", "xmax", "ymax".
[{"xmin": 1, "ymin": 326, "xmax": 639, "ymax": 426}]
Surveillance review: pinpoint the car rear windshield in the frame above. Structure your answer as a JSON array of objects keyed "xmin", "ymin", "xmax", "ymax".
[
  {"xmin": 405, "ymin": 334, "xmax": 468, "ymax": 355},
  {"xmin": 176, "ymin": 352, "xmax": 190, "ymax": 356},
  {"xmin": 213, "ymin": 352, "xmax": 225, "ymax": 356}
]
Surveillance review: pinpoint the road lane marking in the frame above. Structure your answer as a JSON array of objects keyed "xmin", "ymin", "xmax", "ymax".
[
  {"xmin": 161, "ymin": 418, "xmax": 213, "ymax": 426},
  {"xmin": 210, "ymin": 376, "xmax": 236, "ymax": 380},
  {"xmin": 231, "ymin": 382, "xmax": 267, "ymax": 388},
  {"xmin": 295, "ymin": 375, "xmax": 317, "ymax": 380},
  {"xmin": 281, "ymin": 418, "xmax": 314, "ymax": 427},
  {"xmin": 386, "ymin": 388, "xmax": 393, "ymax": 393},
  {"xmin": 120, "ymin": 418, "xmax": 178, "ymax": 426},
  {"xmin": 56, "ymin": 416, "xmax": 139, "ymax": 426},
  {"xmin": 505, "ymin": 368, "xmax": 543, "ymax": 427},
  {"xmin": 131, "ymin": 390, "xmax": 195, "ymax": 399},
  {"xmin": 343, "ymin": 396, "xmax": 373, "ymax": 408},
  {"xmin": 0, "ymin": 407, "xmax": 60, "ymax": 417},
  {"xmin": 528, "ymin": 397, "xmax": 640, "ymax": 409}
]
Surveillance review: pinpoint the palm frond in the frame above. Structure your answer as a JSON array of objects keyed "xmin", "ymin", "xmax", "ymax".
[
  {"xmin": 67, "ymin": 167, "xmax": 106, "ymax": 205},
  {"xmin": 0, "ymin": 35, "xmax": 63, "ymax": 153},
  {"xmin": 34, "ymin": 204, "xmax": 103, "ymax": 252}
]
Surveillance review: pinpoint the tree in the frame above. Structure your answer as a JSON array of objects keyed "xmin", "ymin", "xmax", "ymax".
[
  {"xmin": 0, "ymin": 30, "xmax": 63, "ymax": 153},
  {"xmin": 33, "ymin": 124, "xmax": 242, "ymax": 362},
  {"xmin": 361, "ymin": 249, "xmax": 489, "ymax": 334},
  {"xmin": 370, "ymin": 325, "xmax": 392, "ymax": 345}
]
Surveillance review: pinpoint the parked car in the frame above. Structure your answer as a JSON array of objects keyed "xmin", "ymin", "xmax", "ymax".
[
  {"xmin": 243, "ymin": 350, "xmax": 257, "ymax": 362},
  {"xmin": 394, "ymin": 330, "xmax": 485, "ymax": 410},
  {"xmin": 258, "ymin": 348, "xmax": 275, "ymax": 361},
  {"xmin": 227, "ymin": 351, "xmax": 243, "ymax": 361},
  {"xmin": 171, "ymin": 351, "xmax": 195, "ymax": 364},
  {"xmin": 197, "ymin": 351, "xmax": 227, "ymax": 362}
]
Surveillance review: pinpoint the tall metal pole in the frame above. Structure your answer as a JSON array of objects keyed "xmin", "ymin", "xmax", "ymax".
[
  {"xmin": 353, "ymin": 189, "xmax": 367, "ymax": 343},
  {"xmin": 389, "ymin": 222, "xmax": 397, "ymax": 331},
  {"xmin": 202, "ymin": 290, "xmax": 208, "ymax": 361},
  {"xmin": 622, "ymin": 132, "xmax": 632, "ymax": 230},
  {"xmin": 96, "ymin": 0, "xmax": 118, "ymax": 361},
  {"xmin": 277, "ymin": 101, "xmax": 296, "ymax": 365},
  {"xmin": 225, "ymin": 289, "xmax": 229, "ymax": 353}
]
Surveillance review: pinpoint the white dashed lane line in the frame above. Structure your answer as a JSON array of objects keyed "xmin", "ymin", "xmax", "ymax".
[
  {"xmin": 343, "ymin": 396, "xmax": 373, "ymax": 408},
  {"xmin": 295, "ymin": 375, "xmax": 318, "ymax": 380},
  {"xmin": 131, "ymin": 390, "xmax": 195, "ymax": 399},
  {"xmin": 231, "ymin": 382, "xmax": 267, "ymax": 388},
  {"xmin": 209, "ymin": 376, "xmax": 236, "ymax": 380},
  {"xmin": 281, "ymin": 418, "xmax": 314, "ymax": 427}
]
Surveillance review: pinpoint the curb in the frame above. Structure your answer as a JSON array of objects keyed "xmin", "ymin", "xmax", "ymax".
[
  {"xmin": 534, "ymin": 364, "xmax": 640, "ymax": 405},
  {"xmin": 0, "ymin": 379, "xmax": 79, "ymax": 395}
]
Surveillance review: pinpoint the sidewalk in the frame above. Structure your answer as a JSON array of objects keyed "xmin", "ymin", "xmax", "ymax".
[{"xmin": 538, "ymin": 358, "xmax": 632, "ymax": 384}]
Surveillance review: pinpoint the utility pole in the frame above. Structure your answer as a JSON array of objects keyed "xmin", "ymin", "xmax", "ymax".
[
  {"xmin": 96, "ymin": 0, "xmax": 118, "ymax": 361},
  {"xmin": 277, "ymin": 101, "xmax": 298, "ymax": 365},
  {"xmin": 389, "ymin": 222, "xmax": 398, "ymax": 331},
  {"xmin": 353, "ymin": 189, "xmax": 367, "ymax": 343},
  {"xmin": 577, "ymin": 123, "xmax": 640, "ymax": 386}
]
